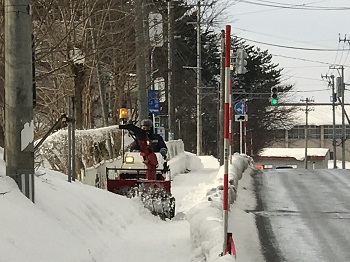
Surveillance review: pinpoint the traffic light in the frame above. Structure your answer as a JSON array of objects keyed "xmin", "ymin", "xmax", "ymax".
[
  {"xmin": 270, "ymin": 87, "xmax": 278, "ymax": 105},
  {"xmin": 154, "ymin": 116, "xmax": 160, "ymax": 128},
  {"xmin": 235, "ymin": 48, "xmax": 248, "ymax": 75}
]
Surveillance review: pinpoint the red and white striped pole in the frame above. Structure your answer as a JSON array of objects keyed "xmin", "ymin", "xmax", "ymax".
[
  {"xmin": 229, "ymin": 78, "xmax": 233, "ymax": 161},
  {"xmin": 244, "ymin": 100, "xmax": 247, "ymax": 154},
  {"xmin": 223, "ymin": 24, "xmax": 231, "ymax": 254}
]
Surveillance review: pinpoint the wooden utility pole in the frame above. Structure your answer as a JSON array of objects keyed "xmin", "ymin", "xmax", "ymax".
[{"xmin": 4, "ymin": 0, "xmax": 35, "ymax": 201}]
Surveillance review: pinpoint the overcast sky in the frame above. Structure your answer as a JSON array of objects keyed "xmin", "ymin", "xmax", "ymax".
[{"xmin": 225, "ymin": 0, "xmax": 350, "ymax": 103}]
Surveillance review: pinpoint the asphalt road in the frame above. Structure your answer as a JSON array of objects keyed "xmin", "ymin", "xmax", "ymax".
[{"xmin": 252, "ymin": 169, "xmax": 350, "ymax": 262}]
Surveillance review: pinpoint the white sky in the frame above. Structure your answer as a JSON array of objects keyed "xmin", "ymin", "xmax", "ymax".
[
  {"xmin": 0, "ymin": 147, "xmax": 264, "ymax": 262},
  {"xmin": 226, "ymin": 0, "xmax": 350, "ymax": 103}
]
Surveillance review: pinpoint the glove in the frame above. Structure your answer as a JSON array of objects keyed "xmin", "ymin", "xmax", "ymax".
[{"xmin": 160, "ymin": 148, "xmax": 167, "ymax": 159}]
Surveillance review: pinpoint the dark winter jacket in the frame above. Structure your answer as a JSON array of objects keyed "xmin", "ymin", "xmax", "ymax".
[{"xmin": 130, "ymin": 131, "xmax": 167, "ymax": 154}]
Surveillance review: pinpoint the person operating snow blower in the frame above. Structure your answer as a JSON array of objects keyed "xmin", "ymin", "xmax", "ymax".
[
  {"xmin": 106, "ymin": 119, "xmax": 175, "ymax": 219},
  {"xmin": 130, "ymin": 118, "xmax": 168, "ymax": 160}
]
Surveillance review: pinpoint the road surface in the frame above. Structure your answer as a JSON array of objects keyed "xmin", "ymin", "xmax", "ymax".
[{"xmin": 253, "ymin": 169, "xmax": 350, "ymax": 262}]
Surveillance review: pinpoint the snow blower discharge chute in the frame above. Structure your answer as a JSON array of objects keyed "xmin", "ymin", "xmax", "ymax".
[{"xmin": 106, "ymin": 123, "xmax": 175, "ymax": 219}]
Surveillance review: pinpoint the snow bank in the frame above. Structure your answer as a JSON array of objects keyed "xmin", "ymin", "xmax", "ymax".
[
  {"xmin": 186, "ymin": 153, "xmax": 253, "ymax": 262},
  {"xmin": 168, "ymin": 151, "xmax": 204, "ymax": 178},
  {"xmin": 0, "ymin": 169, "xmax": 147, "ymax": 262}
]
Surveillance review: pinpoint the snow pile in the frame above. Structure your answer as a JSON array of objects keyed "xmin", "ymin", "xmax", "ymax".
[
  {"xmin": 328, "ymin": 159, "xmax": 350, "ymax": 169},
  {"xmin": 1, "ymin": 168, "xmax": 146, "ymax": 261},
  {"xmin": 186, "ymin": 153, "xmax": 253, "ymax": 261},
  {"xmin": 1, "ymin": 146, "xmax": 254, "ymax": 261},
  {"xmin": 168, "ymin": 151, "xmax": 204, "ymax": 176}
]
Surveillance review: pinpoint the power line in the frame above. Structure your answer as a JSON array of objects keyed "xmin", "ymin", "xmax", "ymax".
[
  {"xmin": 257, "ymin": 0, "xmax": 327, "ymax": 6},
  {"xmin": 233, "ymin": 26, "xmax": 333, "ymax": 48},
  {"xmin": 238, "ymin": 36, "xmax": 349, "ymax": 51},
  {"xmin": 271, "ymin": 53, "xmax": 337, "ymax": 66},
  {"xmin": 288, "ymin": 88, "xmax": 330, "ymax": 93},
  {"xmin": 240, "ymin": 0, "xmax": 350, "ymax": 10}
]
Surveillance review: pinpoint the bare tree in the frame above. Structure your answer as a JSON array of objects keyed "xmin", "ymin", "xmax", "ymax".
[{"xmin": 30, "ymin": 0, "xmax": 144, "ymax": 172}]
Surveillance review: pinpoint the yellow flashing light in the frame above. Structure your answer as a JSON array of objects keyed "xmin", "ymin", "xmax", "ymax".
[{"xmin": 119, "ymin": 108, "xmax": 128, "ymax": 119}]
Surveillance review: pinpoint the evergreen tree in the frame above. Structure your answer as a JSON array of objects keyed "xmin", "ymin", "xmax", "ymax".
[{"xmin": 152, "ymin": 1, "xmax": 296, "ymax": 155}]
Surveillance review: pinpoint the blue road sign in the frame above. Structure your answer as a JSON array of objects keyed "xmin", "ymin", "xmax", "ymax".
[
  {"xmin": 234, "ymin": 101, "xmax": 248, "ymax": 115},
  {"xmin": 148, "ymin": 90, "xmax": 160, "ymax": 114}
]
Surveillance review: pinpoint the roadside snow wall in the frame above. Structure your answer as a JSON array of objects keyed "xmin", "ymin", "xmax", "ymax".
[{"xmin": 186, "ymin": 153, "xmax": 254, "ymax": 262}]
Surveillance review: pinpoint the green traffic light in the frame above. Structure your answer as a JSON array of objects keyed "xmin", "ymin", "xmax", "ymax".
[{"xmin": 271, "ymin": 98, "xmax": 278, "ymax": 105}]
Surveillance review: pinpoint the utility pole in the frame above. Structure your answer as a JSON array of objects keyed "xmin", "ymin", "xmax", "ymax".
[
  {"xmin": 338, "ymin": 35, "xmax": 348, "ymax": 169},
  {"xmin": 301, "ymin": 97, "xmax": 314, "ymax": 169},
  {"xmin": 168, "ymin": 0, "xmax": 175, "ymax": 140},
  {"xmin": 135, "ymin": 0, "xmax": 148, "ymax": 121},
  {"xmin": 340, "ymin": 66, "xmax": 345, "ymax": 169},
  {"xmin": 5, "ymin": 0, "xmax": 35, "ymax": 202},
  {"xmin": 67, "ymin": 97, "xmax": 76, "ymax": 182},
  {"xmin": 196, "ymin": 1, "xmax": 202, "ymax": 155},
  {"xmin": 321, "ymin": 74, "xmax": 337, "ymax": 168},
  {"xmin": 185, "ymin": 1, "xmax": 211, "ymax": 154},
  {"xmin": 67, "ymin": 98, "xmax": 73, "ymax": 182},
  {"xmin": 219, "ymin": 30, "xmax": 225, "ymax": 165},
  {"xmin": 144, "ymin": 2, "xmax": 151, "ymax": 91},
  {"xmin": 71, "ymin": 97, "xmax": 76, "ymax": 181},
  {"xmin": 330, "ymin": 64, "xmax": 345, "ymax": 169}
]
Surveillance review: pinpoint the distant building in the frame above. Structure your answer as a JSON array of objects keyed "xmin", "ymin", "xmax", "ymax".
[
  {"xmin": 254, "ymin": 148, "xmax": 330, "ymax": 169},
  {"xmin": 270, "ymin": 105, "xmax": 350, "ymax": 163}
]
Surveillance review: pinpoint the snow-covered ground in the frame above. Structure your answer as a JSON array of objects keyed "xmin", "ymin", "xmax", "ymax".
[
  {"xmin": 328, "ymin": 159, "xmax": 350, "ymax": 169},
  {"xmin": 0, "ymin": 148, "xmax": 262, "ymax": 262}
]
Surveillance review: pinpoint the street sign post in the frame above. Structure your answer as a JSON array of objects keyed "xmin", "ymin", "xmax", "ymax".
[
  {"xmin": 235, "ymin": 114, "xmax": 248, "ymax": 121},
  {"xmin": 234, "ymin": 101, "xmax": 248, "ymax": 115},
  {"xmin": 148, "ymin": 90, "xmax": 160, "ymax": 114}
]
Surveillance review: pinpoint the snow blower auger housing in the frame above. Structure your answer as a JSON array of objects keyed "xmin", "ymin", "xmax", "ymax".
[{"xmin": 106, "ymin": 123, "xmax": 175, "ymax": 220}]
